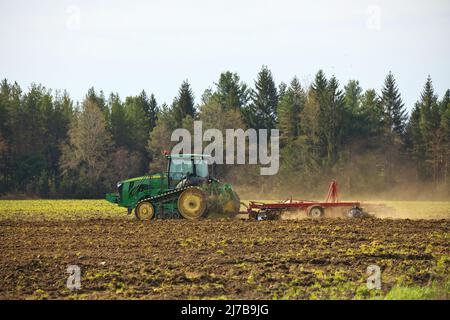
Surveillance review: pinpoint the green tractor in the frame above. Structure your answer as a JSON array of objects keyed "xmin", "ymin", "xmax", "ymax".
[{"xmin": 106, "ymin": 154, "xmax": 240, "ymax": 220}]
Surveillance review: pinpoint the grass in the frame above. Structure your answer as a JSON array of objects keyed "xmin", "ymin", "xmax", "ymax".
[
  {"xmin": 382, "ymin": 281, "xmax": 449, "ymax": 300},
  {"xmin": 0, "ymin": 199, "xmax": 449, "ymax": 221},
  {"xmin": 0, "ymin": 199, "xmax": 125, "ymax": 221}
]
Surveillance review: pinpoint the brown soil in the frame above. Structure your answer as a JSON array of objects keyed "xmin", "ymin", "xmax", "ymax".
[{"xmin": 0, "ymin": 218, "xmax": 448, "ymax": 299}]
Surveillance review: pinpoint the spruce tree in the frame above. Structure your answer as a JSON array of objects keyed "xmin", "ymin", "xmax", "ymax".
[
  {"xmin": 342, "ymin": 80, "xmax": 363, "ymax": 141},
  {"xmin": 124, "ymin": 95, "xmax": 149, "ymax": 155},
  {"xmin": 324, "ymin": 76, "xmax": 345, "ymax": 165},
  {"xmin": 244, "ymin": 65, "xmax": 278, "ymax": 131},
  {"xmin": 277, "ymin": 77, "xmax": 306, "ymax": 145},
  {"xmin": 173, "ymin": 80, "xmax": 195, "ymax": 127},
  {"xmin": 310, "ymin": 71, "xmax": 346, "ymax": 165},
  {"xmin": 380, "ymin": 72, "xmax": 407, "ymax": 135},
  {"xmin": 148, "ymin": 93, "xmax": 158, "ymax": 131},
  {"xmin": 439, "ymin": 90, "xmax": 450, "ymax": 189},
  {"xmin": 360, "ymin": 89, "xmax": 383, "ymax": 137},
  {"xmin": 419, "ymin": 76, "xmax": 440, "ymax": 143},
  {"xmin": 406, "ymin": 103, "xmax": 427, "ymax": 180},
  {"xmin": 344, "ymin": 80, "xmax": 362, "ymax": 113},
  {"xmin": 215, "ymin": 71, "xmax": 250, "ymax": 110},
  {"xmin": 109, "ymin": 93, "xmax": 129, "ymax": 147}
]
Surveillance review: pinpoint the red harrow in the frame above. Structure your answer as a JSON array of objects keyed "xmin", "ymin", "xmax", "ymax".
[{"xmin": 241, "ymin": 180, "xmax": 367, "ymax": 220}]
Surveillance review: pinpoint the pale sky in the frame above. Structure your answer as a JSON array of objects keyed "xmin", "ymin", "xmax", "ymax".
[{"xmin": 1, "ymin": 0, "xmax": 449, "ymax": 112}]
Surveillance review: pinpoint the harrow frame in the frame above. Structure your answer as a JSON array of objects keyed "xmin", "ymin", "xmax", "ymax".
[{"xmin": 241, "ymin": 180, "xmax": 365, "ymax": 220}]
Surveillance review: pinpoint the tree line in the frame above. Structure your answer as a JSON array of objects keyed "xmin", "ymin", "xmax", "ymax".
[{"xmin": 0, "ymin": 66, "xmax": 449, "ymax": 199}]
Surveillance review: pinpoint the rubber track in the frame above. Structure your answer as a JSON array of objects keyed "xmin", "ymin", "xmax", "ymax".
[{"xmin": 136, "ymin": 185, "xmax": 203, "ymax": 206}]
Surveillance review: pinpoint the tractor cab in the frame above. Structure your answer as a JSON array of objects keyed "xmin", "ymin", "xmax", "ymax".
[{"xmin": 167, "ymin": 154, "xmax": 211, "ymax": 188}]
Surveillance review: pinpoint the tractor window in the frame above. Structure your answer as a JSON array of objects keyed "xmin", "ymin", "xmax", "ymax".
[
  {"xmin": 194, "ymin": 159, "xmax": 208, "ymax": 178},
  {"xmin": 169, "ymin": 158, "xmax": 194, "ymax": 180}
]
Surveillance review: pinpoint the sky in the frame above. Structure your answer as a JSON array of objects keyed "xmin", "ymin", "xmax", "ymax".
[{"xmin": 1, "ymin": 0, "xmax": 449, "ymax": 112}]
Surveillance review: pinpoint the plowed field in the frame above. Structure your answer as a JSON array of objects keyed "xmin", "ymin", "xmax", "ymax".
[{"xmin": 0, "ymin": 215, "xmax": 448, "ymax": 299}]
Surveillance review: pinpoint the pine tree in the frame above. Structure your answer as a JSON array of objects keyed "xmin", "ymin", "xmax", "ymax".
[
  {"xmin": 439, "ymin": 90, "xmax": 450, "ymax": 190},
  {"xmin": 278, "ymin": 82, "xmax": 287, "ymax": 102},
  {"xmin": 342, "ymin": 80, "xmax": 363, "ymax": 142},
  {"xmin": 148, "ymin": 93, "xmax": 158, "ymax": 131},
  {"xmin": 136, "ymin": 90, "xmax": 158, "ymax": 133},
  {"xmin": 419, "ymin": 76, "xmax": 440, "ymax": 144},
  {"xmin": 109, "ymin": 93, "xmax": 129, "ymax": 147},
  {"xmin": 309, "ymin": 71, "xmax": 346, "ymax": 165},
  {"xmin": 215, "ymin": 71, "xmax": 250, "ymax": 110},
  {"xmin": 42, "ymin": 90, "xmax": 74, "ymax": 189},
  {"xmin": 324, "ymin": 76, "xmax": 345, "ymax": 166},
  {"xmin": 124, "ymin": 95, "xmax": 149, "ymax": 156},
  {"xmin": 277, "ymin": 77, "xmax": 306, "ymax": 145},
  {"xmin": 0, "ymin": 81, "xmax": 22, "ymax": 192},
  {"xmin": 0, "ymin": 80, "xmax": 10, "ymax": 140},
  {"xmin": 378, "ymin": 72, "xmax": 407, "ymax": 186},
  {"xmin": 344, "ymin": 80, "xmax": 362, "ymax": 113},
  {"xmin": 311, "ymin": 70, "xmax": 328, "ymax": 104},
  {"xmin": 406, "ymin": 102, "xmax": 427, "ymax": 180},
  {"xmin": 0, "ymin": 79, "xmax": 11, "ymax": 193},
  {"xmin": 244, "ymin": 65, "xmax": 278, "ymax": 131},
  {"xmin": 360, "ymin": 89, "xmax": 383, "ymax": 137},
  {"xmin": 418, "ymin": 77, "xmax": 441, "ymax": 183},
  {"xmin": 173, "ymin": 80, "xmax": 195, "ymax": 127},
  {"xmin": 380, "ymin": 72, "xmax": 407, "ymax": 136}
]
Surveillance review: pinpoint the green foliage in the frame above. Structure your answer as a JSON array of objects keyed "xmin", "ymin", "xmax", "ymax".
[
  {"xmin": 380, "ymin": 72, "xmax": 407, "ymax": 136},
  {"xmin": 60, "ymin": 100, "xmax": 114, "ymax": 197},
  {"xmin": 148, "ymin": 104, "xmax": 178, "ymax": 173},
  {"xmin": 173, "ymin": 80, "xmax": 196, "ymax": 127},
  {"xmin": 109, "ymin": 93, "xmax": 129, "ymax": 147},
  {"xmin": 243, "ymin": 65, "xmax": 278, "ymax": 131},
  {"xmin": 277, "ymin": 77, "xmax": 306, "ymax": 145},
  {"xmin": 383, "ymin": 282, "xmax": 448, "ymax": 300},
  {"xmin": 406, "ymin": 78, "xmax": 450, "ymax": 189},
  {"xmin": 215, "ymin": 71, "xmax": 250, "ymax": 110},
  {"xmin": 0, "ymin": 68, "xmax": 449, "ymax": 198}
]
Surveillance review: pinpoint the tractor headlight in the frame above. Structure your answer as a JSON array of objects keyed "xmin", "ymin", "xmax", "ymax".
[{"xmin": 117, "ymin": 182, "xmax": 122, "ymax": 189}]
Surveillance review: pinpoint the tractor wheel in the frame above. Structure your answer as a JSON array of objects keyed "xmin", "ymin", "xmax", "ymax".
[
  {"xmin": 135, "ymin": 201, "xmax": 155, "ymax": 221},
  {"xmin": 178, "ymin": 188, "xmax": 207, "ymax": 220},
  {"xmin": 308, "ymin": 206, "xmax": 324, "ymax": 219}
]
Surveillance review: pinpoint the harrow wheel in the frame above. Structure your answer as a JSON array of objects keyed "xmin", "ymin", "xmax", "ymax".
[
  {"xmin": 178, "ymin": 188, "xmax": 207, "ymax": 220},
  {"xmin": 135, "ymin": 201, "xmax": 155, "ymax": 221},
  {"xmin": 308, "ymin": 206, "xmax": 324, "ymax": 219}
]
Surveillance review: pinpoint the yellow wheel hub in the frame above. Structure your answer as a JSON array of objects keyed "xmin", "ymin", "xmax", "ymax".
[
  {"xmin": 135, "ymin": 202, "xmax": 155, "ymax": 221},
  {"xmin": 178, "ymin": 188, "xmax": 206, "ymax": 220}
]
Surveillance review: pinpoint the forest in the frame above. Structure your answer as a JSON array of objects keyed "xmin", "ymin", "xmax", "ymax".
[{"xmin": 0, "ymin": 66, "xmax": 449, "ymax": 199}]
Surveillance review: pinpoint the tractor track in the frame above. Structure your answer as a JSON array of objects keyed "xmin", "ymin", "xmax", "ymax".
[
  {"xmin": 136, "ymin": 185, "xmax": 201, "ymax": 205},
  {"xmin": 0, "ymin": 218, "xmax": 448, "ymax": 299}
]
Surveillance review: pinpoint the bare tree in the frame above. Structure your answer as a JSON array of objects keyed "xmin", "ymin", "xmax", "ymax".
[{"xmin": 60, "ymin": 100, "xmax": 114, "ymax": 188}]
